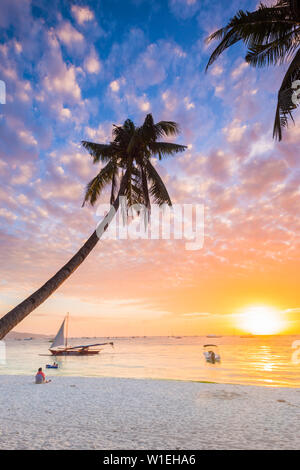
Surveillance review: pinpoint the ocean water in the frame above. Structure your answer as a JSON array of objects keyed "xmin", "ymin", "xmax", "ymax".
[{"xmin": 1, "ymin": 335, "xmax": 300, "ymax": 388}]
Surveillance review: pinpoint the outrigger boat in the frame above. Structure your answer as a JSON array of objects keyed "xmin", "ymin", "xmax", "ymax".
[{"xmin": 49, "ymin": 314, "xmax": 113, "ymax": 356}]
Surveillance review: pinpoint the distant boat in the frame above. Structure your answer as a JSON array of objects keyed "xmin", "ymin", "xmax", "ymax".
[
  {"xmin": 206, "ymin": 335, "xmax": 222, "ymax": 338},
  {"xmin": 24, "ymin": 337, "xmax": 33, "ymax": 341},
  {"xmin": 49, "ymin": 314, "xmax": 114, "ymax": 356}
]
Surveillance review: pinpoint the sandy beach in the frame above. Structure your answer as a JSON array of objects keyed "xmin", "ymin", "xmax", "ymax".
[{"xmin": 0, "ymin": 375, "xmax": 299, "ymax": 450}]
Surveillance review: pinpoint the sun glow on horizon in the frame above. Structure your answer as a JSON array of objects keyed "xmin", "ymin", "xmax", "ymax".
[{"xmin": 238, "ymin": 306, "xmax": 285, "ymax": 335}]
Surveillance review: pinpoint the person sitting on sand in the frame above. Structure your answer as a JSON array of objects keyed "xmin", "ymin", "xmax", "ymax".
[{"xmin": 35, "ymin": 367, "xmax": 51, "ymax": 384}]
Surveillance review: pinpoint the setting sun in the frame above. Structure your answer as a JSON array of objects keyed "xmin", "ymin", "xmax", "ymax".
[{"xmin": 239, "ymin": 306, "xmax": 285, "ymax": 335}]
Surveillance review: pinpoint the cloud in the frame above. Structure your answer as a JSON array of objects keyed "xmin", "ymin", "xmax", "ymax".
[
  {"xmin": 84, "ymin": 122, "xmax": 111, "ymax": 142},
  {"xmin": 56, "ymin": 21, "xmax": 84, "ymax": 46},
  {"xmin": 231, "ymin": 62, "xmax": 249, "ymax": 80},
  {"xmin": 239, "ymin": 157, "xmax": 289, "ymax": 197},
  {"xmin": 18, "ymin": 129, "xmax": 37, "ymax": 147},
  {"xmin": 84, "ymin": 48, "xmax": 101, "ymax": 74},
  {"xmin": 71, "ymin": 5, "xmax": 95, "ymax": 24},
  {"xmin": 183, "ymin": 312, "xmax": 213, "ymax": 317},
  {"xmin": 0, "ymin": 208, "xmax": 17, "ymax": 221},
  {"xmin": 205, "ymin": 149, "xmax": 234, "ymax": 182},
  {"xmin": 210, "ymin": 64, "xmax": 223, "ymax": 76},
  {"xmin": 223, "ymin": 118, "xmax": 247, "ymax": 143},
  {"xmin": 168, "ymin": 0, "xmax": 200, "ymax": 19},
  {"xmin": 10, "ymin": 164, "xmax": 34, "ymax": 185},
  {"xmin": 1, "ymin": 0, "xmax": 300, "ymax": 335},
  {"xmin": 43, "ymin": 64, "xmax": 81, "ymax": 100},
  {"xmin": 109, "ymin": 80, "xmax": 121, "ymax": 92},
  {"xmin": 41, "ymin": 31, "xmax": 82, "ymax": 102},
  {"xmin": 59, "ymin": 106, "xmax": 72, "ymax": 120}
]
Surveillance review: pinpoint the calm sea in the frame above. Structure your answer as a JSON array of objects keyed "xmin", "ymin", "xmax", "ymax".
[{"xmin": 1, "ymin": 335, "xmax": 299, "ymax": 388}]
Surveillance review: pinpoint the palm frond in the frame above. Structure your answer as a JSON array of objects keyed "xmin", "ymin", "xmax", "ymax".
[
  {"xmin": 140, "ymin": 114, "xmax": 181, "ymax": 139},
  {"xmin": 124, "ymin": 156, "xmax": 134, "ymax": 207},
  {"xmin": 131, "ymin": 114, "xmax": 156, "ymax": 147},
  {"xmin": 146, "ymin": 160, "xmax": 172, "ymax": 206},
  {"xmin": 154, "ymin": 120, "xmax": 181, "ymax": 138},
  {"xmin": 128, "ymin": 115, "xmax": 182, "ymax": 154},
  {"xmin": 273, "ymin": 47, "xmax": 300, "ymax": 140},
  {"xmin": 82, "ymin": 114, "xmax": 185, "ymax": 210},
  {"xmin": 148, "ymin": 142, "xmax": 187, "ymax": 160},
  {"xmin": 110, "ymin": 168, "xmax": 119, "ymax": 205},
  {"xmin": 245, "ymin": 28, "xmax": 300, "ymax": 67},
  {"xmin": 112, "ymin": 119, "xmax": 135, "ymax": 146},
  {"xmin": 81, "ymin": 141, "xmax": 115, "ymax": 164},
  {"xmin": 206, "ymin": 4, "xmax": 299, "ymax": 70},
  {"xmin": 206, "ymin": 1, "xmax": 300, "ymax": 140},
  {"xmin": 206, "ymin": 25, "xmax": 232, "ymax": 44},
  {"xmin": 139, "ymin": 163, "xmax": 150, "ymax": 210},
  {"xmin": 82, "ymin": 160, "xmax": 116, "ymax": 206},
  {"xmin": 206, "ymin": 18, "xmax": 245, "ymax": 69}
]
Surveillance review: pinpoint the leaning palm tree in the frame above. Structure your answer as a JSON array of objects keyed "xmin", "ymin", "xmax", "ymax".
[
  {"xmin": 0, "ymin": 114, "xmax": 186, "ymax": 339},
  {"xmin": 206, "ymin": 0, "xmax": 300, "ymax": 140}
]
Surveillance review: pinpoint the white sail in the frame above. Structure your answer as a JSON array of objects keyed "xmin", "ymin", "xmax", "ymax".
[{"xmin": 50, "ymin": 319, "xmax": 65, "ymax": 349}]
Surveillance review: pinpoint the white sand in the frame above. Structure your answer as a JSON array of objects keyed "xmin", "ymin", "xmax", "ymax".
[{"xmin": 0, "ymin": 375, "xmax": 299, "ymax": 450}]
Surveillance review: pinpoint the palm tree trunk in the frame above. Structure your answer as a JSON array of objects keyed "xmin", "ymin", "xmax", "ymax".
[{"xmin": 0, "ymin": 174, "xmax": 128, "ymax": 340}]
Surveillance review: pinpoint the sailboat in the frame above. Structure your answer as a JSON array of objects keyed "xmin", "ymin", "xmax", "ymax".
[{"xmin": 49, "ymin": 314, "xmax": 113, "ymax": 356}]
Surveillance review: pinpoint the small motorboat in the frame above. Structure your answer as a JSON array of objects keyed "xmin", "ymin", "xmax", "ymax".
[
  {"xmin": 46, "ymin": 364, "xmax": 59, "ymax": 369},
  {"xmin": 203, "ymin": 344, "xmax": 221, "ymax": 364}
]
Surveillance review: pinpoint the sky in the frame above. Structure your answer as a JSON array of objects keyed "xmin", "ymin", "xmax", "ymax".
[{"xmin": 0, "ymin": 0, "xmax": 299, "ymax": 337}]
